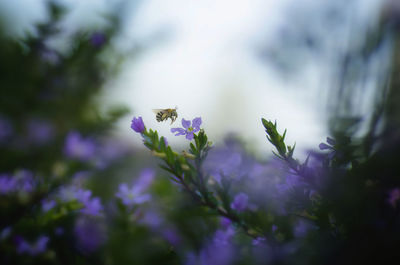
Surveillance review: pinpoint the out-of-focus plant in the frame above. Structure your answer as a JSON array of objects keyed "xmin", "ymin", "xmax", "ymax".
[{"xmin": 2, "ymin": 1, "xmax": 400, "ymax": 265}]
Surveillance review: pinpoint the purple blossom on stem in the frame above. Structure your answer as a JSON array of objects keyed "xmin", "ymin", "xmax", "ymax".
[
  {"xmin": 64, "ymin": 131, "xmax": 96, "ymax": 161},
  {"xmin": 171, "ymin": 117, "xmax": 202, "ymax": 140},
  {"xmin": 230, "ymin": 193, "xmax": 249, "ymax": 212},
  {"xmin": 319, "ymin": 143, "xmax": 332, "ymax": 150},
  {"xmin": 326, "ymin": 137, "xmax": 336, "ymax": 145},
  {"xmin": 131, "ymin": 116, "xmax": 145, "ymax": 133}
]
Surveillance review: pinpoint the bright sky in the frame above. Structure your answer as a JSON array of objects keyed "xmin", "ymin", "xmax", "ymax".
[{"xmin": 1, "ymin": 0, "xmax": 385, "ymax": 158}]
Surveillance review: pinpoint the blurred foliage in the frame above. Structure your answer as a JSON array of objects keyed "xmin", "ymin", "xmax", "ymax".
[{"xmin": 1, "ymin": 1, "xmax": 400, "ymax": 265}]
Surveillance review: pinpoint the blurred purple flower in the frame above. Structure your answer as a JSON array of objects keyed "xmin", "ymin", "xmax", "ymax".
[
  {"xmin": 0, "ymin": 115, "xmax": 13, "ymax": 142},
  {"xmin": 116, "ymin": 169, "xmax": 155, "ymax": 206},
  {"xmin": 90, "ymin": 32, "xmax": 106, "ymax": 47},
  {"xmin": 0, "ymin": 226, "xmax": 12, "ymax": 240},
  {"xmin": 162, "ymin": 227, "xmax": 181, "ymax": 246},
  {"xmin": 74, "ymin": 217, "xmax": 106, "ymax": 253},
  {"xmin": 171, "ymin": 117, "xmax": 202, "ymax": 140},
  {"xmin": 186, "ymin": 229, "xmax": 235, "ymax": 265},
  {"xmin": 388, "ymin": 188, "xmax": 400, "ymax": 208},
  {"xmin": 213, "ymin": 227, "xmax": 235, "ymax": 246},
  {"xmin": 131, "ymin": 116, "xmax": 145, "ymax": 133},
  {"xmin": 318, "ymin": 143, "xmax": 332, "ymax": 150},
  {"xmin": 26, "ymin": 119, "xmax": 54, "ymax": 145},
  {"xmin": 41, "ymin": 199, "xmax": 56, "ymax": 212},
  {"xmin": 93, "ymin": 139, "xmax": 130, "ymax": 169},
  {"xmin": 220, "ymin": 217, "xmax": 232, "ymax": 230},
  {"xmin": 54, "ymin": 227, "xmax": 64, "ymax": 236},
  {"xmin": 276, "ymin": 174, "xmax": 303, "ymax": 194},
  {"xmin": 58, "ymin": 187, "xmax": 103, "ymax": 216},
  {"xmin": 139, "ymin": 210, "xmax": 163, "ymax": 229},
  {"xmin": 0, "ymin": 174, "xmax": 17, "ymax": 194},
  {"xmin": 74, "ymin": 189, "xmax": 103, "ymax": 216},
  {"xmin": 15, "ymin": 169, "xmax": 36, "ymax": 193},
  {"xmin": 81, "ymin": 197, "xmax": 103, "ymax": 216},
  {"xmin": 16, "ymin": 235, "xmax": 49, "ymax": 256},
  {"xmin": 326, "ymin": 137, "xmax": 336, "ymax": 145},
  {"xmin": 40, "ymin": 48, "xmax": 60, "ymax": 65},
  {"xmin": 0, "ymin": 170, "xmax": 36, "ymax": 194},
  {"xmin": 230, "ymin": 193, "xmax": 249, "ymax": 212},
  {"xmin": 294, "ymin": 220, "xmax": 316, "ymax": 238},
  {"xmin": 64, "ymin": 131, "xmax": 96, "ymax": 161},
  {"xmin": 252, "ymin": 236, "xmax": 266, "ymax": 246}
]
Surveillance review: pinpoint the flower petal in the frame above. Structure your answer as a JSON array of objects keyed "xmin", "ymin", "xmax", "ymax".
[
  {"xmin": 186, "ymin": 131, "xmax": 194, "ymax": 140},
  {"xmin": 171, "ymin": 128, "xmax": 186, "ymax": 136},
  {"xmin": 181, "ymin": 118, "xmax": 191, "ymax": 129},
  {"xmin": 192, "ymin": 117, "xmax": 202, "ymax": 129}
]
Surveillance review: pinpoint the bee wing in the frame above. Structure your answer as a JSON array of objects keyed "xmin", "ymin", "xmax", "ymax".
[{"xmin": 152, "ymin": 109, "xmax": 165, "ymax": 114}]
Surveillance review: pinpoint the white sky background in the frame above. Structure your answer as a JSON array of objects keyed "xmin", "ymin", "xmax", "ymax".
[{"xmin": 1, "ymin": 0, "xmax": 385, "ymax": 158}]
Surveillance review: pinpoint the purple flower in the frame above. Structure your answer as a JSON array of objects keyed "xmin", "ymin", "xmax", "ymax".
[
  {"xmin": 74, "ymin": 216, "xmax": 106, "ymax": 253},
  {"xmin": 213, "ymin": 227, "xmax": 235, "ymax": 245},
  {"xmin": 131, "ymin": 116, "xmax": 145, "ymax": 133},
  {"xmin": 14, "ymin": 169, "xmax": 35, "ymax": 193},
  {"xmin": 64, "ymin": 131, "xmax": 96, "ymax": 161},
  {"xmin": 0, "ymin": 115, "xmax": 13, "ymax": 143},
  {"xmin": 57, "ymin": 187, "xmax": 103, "ymax": 216},
  {"xmin": 26, "ymin": 118, "xmax": 54, "ymax": 145},
  {"xmin": 276, "ymin": 174, "xmax": 302, "ymax": 194},
  {"xmin": 318, "ymin": 143, "xmax": 331, "ymax": 150},
  {"xmin": 326, "ymin": 137, "xmax": 336, "ymax": 145},
  {"xmin": 186, "ymin": 229, "xmax": 235, "ymax": 265},
  {"xmin": 162, "ymin": 227, "xmax": 181, "ymax": 246},
  {"xmin": 0, "ymin": 227, "xmax": 12, "ymax": 240},
  {"xmin": 80, "ymin": 197, "xmax": 103, "ymax": 216},
  {"xmin": 171, "ymin": 117, "xmax": 202, "ymax": 140},
  {"xmin": 0, "ymin": 170, "xmax": 36, "ymax": 194},
  {"xmin": 0, "ymin": 174, "xmax": 17, "ymax": 194},
  {"xmin": 16, "ymin": 235, "xmax": 49, "ymax": 256},
  {"xmin": 90, "ymin": 32, "xmax": 106, "ymax": 47},
  {"xmin": 116, "ymin": 169, "xmax": 155, "ymax": 206},
  {"xmin": 319, "ymin": 137, "xmax": 336, "ymax": 151},
  {"xmin": 42, "ymin": 199, "xmax": 56, "ymax": 212},
  {"xmin": 294, "ymin": 220, "xmax": 316, "ymax": 238},
  {"xmin": 230, "ymin": 193, "xmax": 249, "ymax": 212},
  {"xmin": 252, "ymin": 236, "xmax": 266, "ymax": 246},
  {"xmin": 220, "ymin": 217, "xmax": 232, "ymax": 229},
  {"xmin": 388, "ymin": 188, "xmax": 400, "ymax": 208}
]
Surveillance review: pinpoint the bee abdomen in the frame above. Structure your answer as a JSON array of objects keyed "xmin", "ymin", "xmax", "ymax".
[{"xmin": 156, "ymin": 112, "xmax": 163, "ymax": 122}]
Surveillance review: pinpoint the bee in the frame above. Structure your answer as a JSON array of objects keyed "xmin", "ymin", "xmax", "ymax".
[{"xmin": 152, "ymin": 107, "xmax": 178, "ymax": 124}]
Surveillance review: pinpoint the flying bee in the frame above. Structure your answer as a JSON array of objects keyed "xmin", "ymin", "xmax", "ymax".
[{"xmin": 152, "ymin": 107, "xmax": 178, "ymax": 124}]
